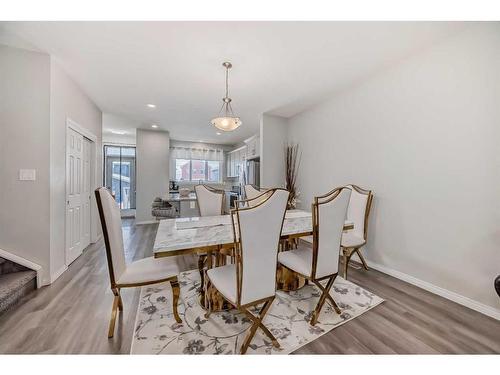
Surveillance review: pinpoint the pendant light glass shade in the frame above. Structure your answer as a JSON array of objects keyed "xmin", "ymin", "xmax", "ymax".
[
  {"xmin": 211, "ymin": 62, "xmax": 242, "ymax": 132},
  {"xmin": 211, "ymin": 116, "xmax": 242, "ymax": 132}
]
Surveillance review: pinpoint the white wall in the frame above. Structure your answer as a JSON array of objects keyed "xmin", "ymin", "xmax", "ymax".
[
  {"xmin": 0, "ymin": 45, "xmax": 51, "ymax": 282},
  {"xmin": 260, "ymin": 114, "xmax": 288, "ymax": 188},
  {"xmin": 49, "ymin": 60, "xmax": 102, "ymax": 282},
  {"xmin": 288, "ymin": 24, "xmax": 500, "ymax": 315},
  {"xmin": 136, "ymin": 129, "xmax": 170, "ymax": 223}
]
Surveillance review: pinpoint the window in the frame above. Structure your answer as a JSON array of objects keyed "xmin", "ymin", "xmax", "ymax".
[
  {"xmin": 174, "ymin": 159, "xmax": 221, "ymax": 182},
  {"xmin": 207, "ymin": 161, "xmax": 220, "ymax": 182},
  {"xmin": 175, "ymin": 159, "xmax": 191, "ymax": 181}
]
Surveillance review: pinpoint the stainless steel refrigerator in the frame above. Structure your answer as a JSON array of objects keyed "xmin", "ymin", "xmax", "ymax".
[{"xmin": 246, "ymin": 160, "xmax": 260, "ymax": 188}]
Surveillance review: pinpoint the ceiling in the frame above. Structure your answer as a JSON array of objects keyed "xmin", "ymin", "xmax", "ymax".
[{"xmin": 0, "ymin": 22, "xmax": 465, "ymax": 144}]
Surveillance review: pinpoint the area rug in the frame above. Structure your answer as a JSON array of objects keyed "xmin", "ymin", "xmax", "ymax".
[{"xmin": 130, "ymin": 270, "xmax": 383, "ymax": 355}]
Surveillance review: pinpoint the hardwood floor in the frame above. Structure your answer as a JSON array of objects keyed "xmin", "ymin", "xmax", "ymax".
[{"xmin": 0, "ymin": 219, "xmax": 499, "ymax": 354}]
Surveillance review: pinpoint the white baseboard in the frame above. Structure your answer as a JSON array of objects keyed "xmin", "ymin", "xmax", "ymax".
[
  {"xmin": 50, "ymin": 265, "xmax": 68, "ymax": 284},
  {"xmin": 366, "ymin": 260, "xmax": 500, "ymax": 321},
  {"xmin": 135, "ymin": 220, "xmax": 158, "ymax": 225},
  {"xmin": 0, "ymin": 248, "xmax": 43, "ymax": 288}
]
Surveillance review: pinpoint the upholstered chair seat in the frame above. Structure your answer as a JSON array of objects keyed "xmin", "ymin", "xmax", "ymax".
[
  {"xmin": 117, "ymin": 257, "xmax": 180, "ymax": 286},
  {"xmin": 340, "ymin": 232, "xmax": 366, "ymax": 248},
  {"xmin": 277, "ymin": 249, "xmax": 313, "ymax": 279},
  {"xmin": 206, "ymin": 264, "xmax": 237, "ymax": 304}
]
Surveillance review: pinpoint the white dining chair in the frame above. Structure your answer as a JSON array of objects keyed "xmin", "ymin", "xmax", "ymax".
[
  {"xmin": 341, "ymin": 184, "xmax": 373, "ymax": 279},
  {"xmin": 204, "ymin": 188, "xmax": 289, "ymax": 354},
  {"xmin": 95, "ymin": 187, "xmax": 182, "ymax": 338},
  {"xmin": 243, "ymin": 184, "xmax": 272, "ymax": 208},
  {"xmin": 278, "ymin": 187, "xmax": 351, "ymax": 326},
  {"xmin": 194, "ymin": 184, "xmax": 225, "ymax": 216},
  {"xmin": 244, "ymin": 184, "xmax": 261, "ymax": 200}
]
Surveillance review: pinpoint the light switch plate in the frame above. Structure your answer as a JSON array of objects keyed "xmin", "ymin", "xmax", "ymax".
[
  {"xmin": 190, "ymin": 201, "xmax": 196, "ymax": 209},
  {"xmin": 19, "ymin": 169, "xmax": 36, "ymax": 181}
]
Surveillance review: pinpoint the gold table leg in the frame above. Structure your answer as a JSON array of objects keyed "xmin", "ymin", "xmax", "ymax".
[
  {"xmin": 276, "ymin": 239, "xmax": 306, "ymax": 292},
  {"xmin": 198, "ymin": 248, "xmax": 232, "ymax": 311}
]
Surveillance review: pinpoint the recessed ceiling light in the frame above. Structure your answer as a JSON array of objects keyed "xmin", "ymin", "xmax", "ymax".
[
  {"xmin": 151, "ymin": 124, "xmax": 158, "ymax": 128},
  {"xmin": 111, "ymin": 130, "xmax": 126, "ymax": 135},
  {"xmin": 216, "ymin": 132, "xmax": 221, "ymax": 136},
  {"xmin": 147, "ymin": 104, "xmax": 156, "ymax": 108}
]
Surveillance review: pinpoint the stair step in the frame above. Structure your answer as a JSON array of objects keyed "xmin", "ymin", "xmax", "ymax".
[
  {"xmin": 0, "ymin": 270, "xmax": 37, "ymax": 315},
  {"xmin": 0, "ymin": 256, "xmax": 30, "ymax": 275}
]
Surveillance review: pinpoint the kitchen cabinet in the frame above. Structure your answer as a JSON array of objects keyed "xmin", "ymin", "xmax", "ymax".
[
  {"xmin": 245, "ymin": 135, "xmax": 260, "ymax": 159},
  {"xmin": 226, "ymin": 146, "xmax": 247, "ymax": 178}
]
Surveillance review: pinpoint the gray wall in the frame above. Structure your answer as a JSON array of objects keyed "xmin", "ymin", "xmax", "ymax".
[
  {"xmin": 287, "ymin": 24, "xmax": 500, "ymax": 315},
  {"xmin": 49, "ymin": 60, "xmax": 102, "ymax": 280},
  {"xmin": 0, "ymin": 45, "xmax": 51, "ymax": 282},
  {"xmin": 136, "ymin": 129, "xmax": 170, "ymax": 223},
  {"xmin": 0, "ymin": 44, "xmax": 102, "ymax": 285},
  {"xmin": 260, "ymin": 114, "xmax": 288, "ymax": 188}
]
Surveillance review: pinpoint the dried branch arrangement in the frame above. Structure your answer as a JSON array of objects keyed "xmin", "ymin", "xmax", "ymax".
[{"xmin": 284, "ymin": 143, "xmax": 301, "ymax": 209}]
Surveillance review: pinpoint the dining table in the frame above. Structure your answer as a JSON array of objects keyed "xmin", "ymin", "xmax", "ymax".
[{"xmin": 153, "ymin": 209, "xmax": 354, "ymax": 310}]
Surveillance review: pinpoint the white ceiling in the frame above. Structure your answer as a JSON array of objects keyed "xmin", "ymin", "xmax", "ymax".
[{"xmin": 1, "ymin": 22, "xmax": 465, "ymax": 144}]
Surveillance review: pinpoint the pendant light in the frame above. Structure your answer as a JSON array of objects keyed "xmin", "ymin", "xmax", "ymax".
[{"xmin": 210, "ymin": 62, "xmax": 242, "ymax": 132}]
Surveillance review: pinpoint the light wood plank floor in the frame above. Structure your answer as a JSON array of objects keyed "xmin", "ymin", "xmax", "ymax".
[{"xmin": 1, "ymin": 219, "xmax": 499, "ymax": 354}]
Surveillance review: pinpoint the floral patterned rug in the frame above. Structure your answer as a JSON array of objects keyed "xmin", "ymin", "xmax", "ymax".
[{"xmin": 130, "ymin": 270, "xmax": 383, "ymax": 355}]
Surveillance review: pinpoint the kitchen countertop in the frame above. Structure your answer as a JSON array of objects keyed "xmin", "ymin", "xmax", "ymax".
[
  {"xmin": 167, "ymin": 190, "xmax": 239, "ymax": 201},
  {"xmin": 165, "ymin": 192, "xmax": 197, "ymax": 201}
]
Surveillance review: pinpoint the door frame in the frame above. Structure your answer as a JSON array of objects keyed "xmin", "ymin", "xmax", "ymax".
[
  {"xmin": 103, "ymin": 144, "xmax": 137, "ymax": 210},
  {"xmin": 65, "ymin": 118, "xmax": 99, "ymax": 266}
]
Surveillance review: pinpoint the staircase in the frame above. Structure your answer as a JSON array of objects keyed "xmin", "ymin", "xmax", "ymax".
[{"xmin": 0, "ymin": 257, "xmax": 37, "ymax": 315}]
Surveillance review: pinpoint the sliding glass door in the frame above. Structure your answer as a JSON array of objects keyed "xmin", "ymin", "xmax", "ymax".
[{"xmin": 103, "ymin": 146, "xmax": 136, "ymax": 209}]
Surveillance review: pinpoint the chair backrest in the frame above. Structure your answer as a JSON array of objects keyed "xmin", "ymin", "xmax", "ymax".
[
  {"xmin": 195, "ymin": 185, "xmax": 224, "ymax": 216},
  {"xmin": 312, "ymin": 187, "xmax": 351, "ymax": 279},
  {"xmin": 244, "ymin": 184, "xmax": 261, "ymax": 200},
  {"xmin": 345, "ymin": 184, "xmax": 373, "ymax": 240},
  {"xmin": 232, "ymin": 188, "xmax": 289, "ymax": 306},
  {"xmin": 236, "ymin": 189, "xmax": 273, "ymax": 207},
  {"xmin": 95, "ymin": 187, "xmax": 127, "ymax": 287}
]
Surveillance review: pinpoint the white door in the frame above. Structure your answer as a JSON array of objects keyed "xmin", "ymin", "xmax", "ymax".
[
  {"xmin": 81, "ymin": 138, "xmax": 91, "ymax": 250},
  {"xmin": 66, "ymin": 127, "xmax": 86, "ymax": 265}
]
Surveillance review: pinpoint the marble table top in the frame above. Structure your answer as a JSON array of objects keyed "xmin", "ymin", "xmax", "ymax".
[{"xmin": 154, "ymin": 210, "xmax": 354, "ymax": 258}]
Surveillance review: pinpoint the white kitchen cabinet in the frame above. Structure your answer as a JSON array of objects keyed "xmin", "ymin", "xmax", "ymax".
[
  {"xmin": 245, "ymin": 135, "xmax": 260, "ymax": 159},
  {"xmin": 226, "ymin": 146, "xmax": 247, "ymax": 177}
]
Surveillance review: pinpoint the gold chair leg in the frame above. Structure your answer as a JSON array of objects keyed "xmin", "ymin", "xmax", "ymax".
[
  {"xmin": 240, "ymin": 319, "xmax": 260, "ymax": 355},
  {"xmin": 310, "ymin": 275, "xmax": 337, "ymax": 326},
  {"xmin": 256, "ymin": 322, "xmax": 280, "ymax": 348},
  {"xmin": 117, "ymin": 289, "xmax": 123, "ymax": 311},
  {"xmin": 312, "ymin": 278, "xmax": 341, "ymax": 315},
  {"xmin": 108, "ymin": 291, "xmax": 120, "ymax": 338},
  {"xmin": 343, "ymin": 247, "xmax": 355, "ymax": 279},
  {"xmin": 356, "ymin": 249, "xmax": 369, "ymax": 270},
  {"xmin": 170, "ymin": 278, "xmax": 182, "ymax": 323},
  {"xmin": 240, "ymin": 298, "xmax": 276, "ymax": 354}
]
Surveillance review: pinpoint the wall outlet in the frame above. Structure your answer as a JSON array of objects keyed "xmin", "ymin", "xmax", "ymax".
[{"xmin": 19, "ymin": 169, "xmax": 36, "ymax": 181}]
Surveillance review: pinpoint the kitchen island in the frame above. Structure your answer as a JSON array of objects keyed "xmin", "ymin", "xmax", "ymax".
[{"xmin": 164, "ymin": 192, "xmax": 198, "ymax": 218}]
